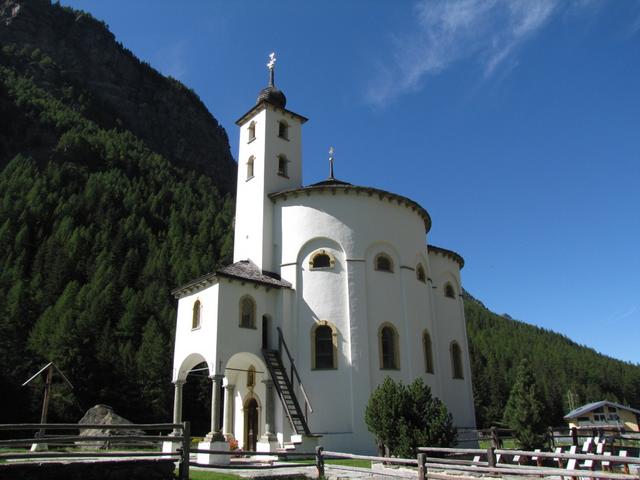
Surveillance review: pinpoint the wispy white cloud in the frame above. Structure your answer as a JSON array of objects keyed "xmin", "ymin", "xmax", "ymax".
[
  {"xmin": 607, "ymin": 305, "xmax": 638, "ymax": 323},
  {"xmin": 365, "ymin": 0, "xmax": 599, "ymax": 107},
  {"xmin": 156, "ymin": 40, "xmax": 189, "ymax": 80}
]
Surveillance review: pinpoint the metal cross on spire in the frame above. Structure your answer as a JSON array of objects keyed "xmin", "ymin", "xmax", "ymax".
[
  {"xmin": 329, "ymin": 146, "xmax": 335, "ymax": 179},
  {"xmin": 267, "ymin": 52, "xmax": 276, "ymax": 87}
]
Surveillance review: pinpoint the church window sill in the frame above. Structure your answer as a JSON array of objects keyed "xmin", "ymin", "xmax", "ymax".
[
  {"xmin": 246, "ymin": 175, "xmax": 254, "ymax": 182},
  {"xmin": 239, "ymin": 325, "xmax": 257, "ymax": 330},
  {"xmin": 248, "ymin": 137, "xmax": 256, "ymax": 144}
]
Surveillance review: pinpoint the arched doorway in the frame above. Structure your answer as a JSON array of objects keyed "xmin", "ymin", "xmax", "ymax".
[{"xmin": 244, "ymin": 397, "xmax": 259, "ymax": 451}]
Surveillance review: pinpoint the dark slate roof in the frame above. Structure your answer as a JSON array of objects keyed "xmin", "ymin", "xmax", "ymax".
[
  {"xmin": 564, "ymin": 400, "xmax": 640, "ymax": 419},
  {"xmin": 427, "ymin": 245, "xmax": 465, "ymax": 269},
  {"xmin": 217, "ymin": 260, "xmax": 292, "ymax": 289},
  {"xmin": 269, "ymin": 183, "xmax": 432, "ymax": 233},
  {"xmin": 257, "ymin": 86, "xmax": 287, "ymax": 109},
  {"xmin": 309, "ymin": 178, "xmax": 353, "ymax": 187},
  {"xmin": 172, "ymin": 260, "xmax": 291, "ymax": 298}
]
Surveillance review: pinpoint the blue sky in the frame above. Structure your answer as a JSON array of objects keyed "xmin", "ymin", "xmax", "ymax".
[{"xmin": 61, "ymin": 0, "xmax": 640, "ymax": 365}]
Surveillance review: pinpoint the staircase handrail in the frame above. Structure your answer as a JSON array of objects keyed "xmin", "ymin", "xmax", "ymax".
[{"xmin": 276, "ymin": 326, "xmax": 314, "ymax": 414}]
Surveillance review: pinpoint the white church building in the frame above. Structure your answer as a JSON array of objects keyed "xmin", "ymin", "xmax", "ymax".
[{"xmin": 168, "ymin": 55, "xmax": 476, "ymax": 454}]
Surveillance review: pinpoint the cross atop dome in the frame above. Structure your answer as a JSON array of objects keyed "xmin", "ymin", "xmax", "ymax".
[
  {"xmin": 267, "ymin": 52, "xmax": 276, "ymax": 71},
  {"xmin": 256, "ymin": 51, "xmax": 286, "ymax": 108},
  {"xmin": 329, "ymin": 146, "xmax": 336, "ymax": 179}
]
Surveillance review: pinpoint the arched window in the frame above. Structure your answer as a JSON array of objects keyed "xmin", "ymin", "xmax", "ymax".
[
  {"xmin": 374, "ymin": 253, "xmax": 393, "ymax": 273},
  {"xmin": 309, "ymin": 250, "xmax": 334, "ymax": 270},
  {"xmin": 379, "ymin": 324, "xmax": 399, "ymax": 370},
  {"xmin": 450, "ymin": 341, "xmax": 464, "ymax": 379},
  {"xmin": 416, "ymin": 264, "xmax": 426, "ymax": 283},
  {"xmin": 239, "ymin": 296, "xmax": 256, "ymax": 329},
  {"xmin": 247, "ymin": 365, "xmax": 256, "ymax": 388},
  {"xmin": 444, "ymin": 282, "xmax": 456, "ymax": 299},
  {"xmin": 278, "ymin": 120, "xmax": 289, "ymax": 139},
  {"xmin": 277, "ymin": 155, "xmax": 288, "ymax": 177},
  {"xmin": 247, "ymin": 156, "xmax": 255, "ymax": 180},
  {"xmin": 248, "ymin": 121, "xmax": 256, "ymax": 142},
  {"xmin": 312, "ymin": 321, "xmax": 337, "ymax": 369},
  {"xmin": 192, "ymin": 300, "xmax": 202, "ymax": 329},
  {"xmin": 423, "ymin": 330, "xmax": 434, "ymax": 374}
]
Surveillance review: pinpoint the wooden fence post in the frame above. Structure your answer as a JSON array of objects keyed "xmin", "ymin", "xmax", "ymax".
[
  {"xmin": 571, "ymin": 427, "xmax": 578, "ymax": 446},
  {"xmin": 417, "ymin": 452, "xmax": 426, "ymax": 480},
  {"xmin": 547, "ymin": 426, "xmax": 555, "ymax": 450},
  {"xmin": 316, "ymin": 445, "xmax": 325, "ymax": 478},
  {"xmin": 487, "ymin": 446, "xmax": 496, "ymax": 468},
  {"xmin": 490, "ymin": 426, "xmax": 500, "ymax": 449},
  {"xmin": 179, "ymin": 421, "xmax": 191, "ymax": 480}
]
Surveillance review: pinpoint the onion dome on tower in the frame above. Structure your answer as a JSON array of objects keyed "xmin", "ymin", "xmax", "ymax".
[{"xmin": 257, "ymin": 52, "xmax": 287, "ymax": 108}]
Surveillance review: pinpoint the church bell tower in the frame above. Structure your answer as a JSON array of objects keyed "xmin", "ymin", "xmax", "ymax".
[{"xmin": 233, "ymin": 53, "xmax": 308, "ymax": 272}]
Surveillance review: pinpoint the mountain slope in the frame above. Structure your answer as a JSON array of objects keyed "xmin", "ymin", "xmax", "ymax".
[
  {"xmin": 464, "ymin": 293, "xmax": 640, "ymax": 427},
  {"xmin": 0, "ymin": 0, "xmax": 235, "ymax": 423},
  {"xmin": 0, "ymin": 0, "xmax": 236, "ymax": 191}
]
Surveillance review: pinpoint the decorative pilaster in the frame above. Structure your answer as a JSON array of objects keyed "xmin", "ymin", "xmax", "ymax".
[
  {"xmin": 257, "ymin": 379, "xmax": 278, "ymax": 452},
  {"xmin": 262, "ymin": 379, "xmax": 276, "ymax": 439}
]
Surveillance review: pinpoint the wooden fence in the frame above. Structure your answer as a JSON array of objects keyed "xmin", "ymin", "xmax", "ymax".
[
  {"xmin": 1, "ymin": 422, "xmax": 639, "ymax": 479},
  {"xmin": 479, "ymin": 425, "xmax": 638, "ymax": 451},
  {"xmin": 0, "ymin": 422, "xmax": 188, "ymax": 478}
]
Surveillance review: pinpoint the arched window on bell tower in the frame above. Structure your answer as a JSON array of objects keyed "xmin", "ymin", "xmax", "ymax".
[{"xmin": 247, "ymin": 156, "xmax": 255, "ymax": 180}]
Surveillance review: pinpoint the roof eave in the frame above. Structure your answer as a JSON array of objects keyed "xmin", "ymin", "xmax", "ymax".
[
  {"xmin": 269, "ymin": 184, "xmax": 432, "ymax": 234},
  {"xmin": 235, "ymin": 100, "xmax": 308, "ymax": 126}
]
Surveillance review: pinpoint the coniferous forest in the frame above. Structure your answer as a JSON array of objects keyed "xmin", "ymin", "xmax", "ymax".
[{"xmin": 0, "ymin": 0, "xmax": 638, "ymax": 432}]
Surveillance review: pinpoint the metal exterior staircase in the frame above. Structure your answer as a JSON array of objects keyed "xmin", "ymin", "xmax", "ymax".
[{"xmin": 262, "ymin": 327, "xmax": 313, "ymax": 435}]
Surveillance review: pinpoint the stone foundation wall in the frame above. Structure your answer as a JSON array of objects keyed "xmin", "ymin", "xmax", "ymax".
[{"xmin": 0, "ymin": 458, "xmax": 176, "ymax": 480}]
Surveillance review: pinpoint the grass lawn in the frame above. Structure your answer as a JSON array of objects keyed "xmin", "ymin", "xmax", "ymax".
[{"xmin": 188, "ymin": 471, "xmax": 243, "ymax": 480}]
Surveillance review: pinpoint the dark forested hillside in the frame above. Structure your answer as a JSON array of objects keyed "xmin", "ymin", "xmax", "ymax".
[
  {"xmin": 0, "ymin": 0, "xmax": 638, "ymax": 431},
  {"xmin": 465, "ymin": 294, "xmax": 640, "ymax": 428},
  {"xmin": 0, "ymin": 0, "xmax": 236, "ymax": 190},
  {"xmin": 0, "ymin": 0, "xmax": 235, "ymax": 423}
]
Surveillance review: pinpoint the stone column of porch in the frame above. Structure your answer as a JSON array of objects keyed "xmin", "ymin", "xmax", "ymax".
[
  {"xmin": 171, "ymin": 379, "xmax": 186, "ymax": 435},
  {"xmin": 205, "ymin": 374, "xmax": 224, "ymax": 441},
  {"xmin": 222, "ymin": 384, "xmax": 235, "ymax": 439}
]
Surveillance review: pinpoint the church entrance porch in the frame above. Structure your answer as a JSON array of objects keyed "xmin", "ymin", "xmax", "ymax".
[{"xmin": 224, "ymin": 352, "xmax": 279, "ymax": 451}]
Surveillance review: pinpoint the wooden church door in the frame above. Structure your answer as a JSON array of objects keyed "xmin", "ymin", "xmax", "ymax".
[{"xmin": 244, "ymin": 397, "xmax": 258, "ymax": 451}]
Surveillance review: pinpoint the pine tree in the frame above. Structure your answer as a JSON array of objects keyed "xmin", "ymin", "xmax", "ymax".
[
  {"xmin": 365, "ymin": 377, "xmax": 456, "ymax": 457},
  {"xmin": 503, "ymin": 358, "xmax": 546, "ymax": 449}
]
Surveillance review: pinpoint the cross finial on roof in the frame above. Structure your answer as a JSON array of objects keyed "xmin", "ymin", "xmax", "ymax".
[
  {"xmin": 267, "ymin": 52, "xmax": 276, "ymax": 70},
  {"xmin": 267, "ymin": 52, "xmax": 276, "ymax": 87},
  {"xmin": 329, "ymin": 146, "xmax": 335, "ymax": 179}
]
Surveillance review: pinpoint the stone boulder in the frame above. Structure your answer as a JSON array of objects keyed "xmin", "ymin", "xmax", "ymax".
[{"xmin": 77, "ymin": 404, "xmax": 145, "ymax": 450}]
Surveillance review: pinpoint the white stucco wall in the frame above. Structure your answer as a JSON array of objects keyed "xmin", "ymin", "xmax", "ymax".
[
  {"xmin": 234, "ymin": 105, "xmax": 303, "ymax": 272},
  {"xmin": 428, "ymin": 251, "xmax": 476, "ymax": 429},
  {"xmin": 172, "ymin": 284, "xmax": 220, "ymax": 381}
]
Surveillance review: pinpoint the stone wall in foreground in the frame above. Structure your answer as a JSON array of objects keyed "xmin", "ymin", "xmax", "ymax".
[{"xmin": 0, "ymin": 458, "xmax": 176, "ymax": 480}]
